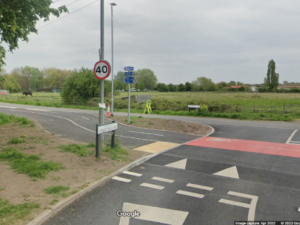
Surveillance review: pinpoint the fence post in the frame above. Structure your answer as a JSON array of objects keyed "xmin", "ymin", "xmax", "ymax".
[
  {"xmin": 111, "ymin": 120, "xmax": 116, "ymax": 148},
  {"xmin": 284, "ymin": 103, "xmax": 285, "ymax": 112}
]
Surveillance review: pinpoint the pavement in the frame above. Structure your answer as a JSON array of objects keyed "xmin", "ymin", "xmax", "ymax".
[{"xmin": 1, "ymin": 102, "xmax": 300, "ymax": 224}]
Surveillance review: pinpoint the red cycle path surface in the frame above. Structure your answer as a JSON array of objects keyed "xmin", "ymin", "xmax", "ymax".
[{"xmin": 186, "ymin": 137, "xmax": 300, "ymax": 158}]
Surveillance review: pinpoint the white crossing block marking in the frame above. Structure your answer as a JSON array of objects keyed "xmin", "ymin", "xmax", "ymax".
[
  {"xmin": 123, "ymin": 171, "xmax": 142, "ymax": 177},
  {"xmin": 112, "ymin": 176, "xmax": 131, "ymax": 183},
  {"xmin": 151, "ymin": 176, "xmax": 174, "ymax": 183},
  {"xmin": 187, "ymin": 183, "xmax": 213, "ymax": 191},
  {"xmin": 140, "ymin": 183, "xmax": 164, "ymax": 190},
  {"xmin": 213, "ymin": 166, "xmax": 239, "ymax": 179},
  {"xmin": 176, "ymin": 190, "xmax": 204, "ymax": 199},
  {"xmin": 219, "ymin": 191, "xmax": 258, "ymax": 221},
  {"xmin": 119, "ymin": 202, "xmax": 189, "ymax": 225},
  {"xmin": 165, "ymin": 158, "xmax": 187, "ymax": 170}
]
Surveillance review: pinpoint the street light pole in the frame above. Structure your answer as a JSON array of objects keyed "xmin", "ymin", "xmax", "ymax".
[{"xmin": 110, "ymin": 3, "xmax": 117, "ymax": 116}]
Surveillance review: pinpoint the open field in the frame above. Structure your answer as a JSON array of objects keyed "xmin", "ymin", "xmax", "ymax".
[{"xmin": 1, "ymin": 91, "xmax": 300, "ymax": 121}]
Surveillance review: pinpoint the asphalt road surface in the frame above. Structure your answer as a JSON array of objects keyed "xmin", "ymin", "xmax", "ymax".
[{"xmin": 1, "ymin": 102, "xmax": 300, "ymax": 224}]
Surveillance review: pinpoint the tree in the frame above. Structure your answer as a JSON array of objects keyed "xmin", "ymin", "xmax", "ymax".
[
  {"xmin": 42, "ymin": 68, "xmax": 71, "ymax": 89},
  {"xmin": 137, "ymin": 69, "xmax": 158, "ymax": 90},
  {"xmin": 157, "ymin": 83, "xmax": 169, "ymax": 92},
  {"xmin": 168, "ymin": 83, "xmax": 177, "ymax": 92},
  {"xmin": 114, "ymin": 71, "xmax": 126, "ymax": 90},
  {"xmin": 0, "ymin": 68, "xmax": 6, "ymax": 83},
  {"xmin": 139, "ymin": 80, "xmax": 145, "ymax": 91},
  {"xmin": 0, "ymin": 1, "xmax": 68, "ymax": 70},
  {"xmin": 178, "ymin": 83, "xmax": 185, "ymax": 92},
  {"xmin": 228, "ymin": 81, "xmax": 236, "ymax": 86},
  {"xmin": 61, "ymin": 68, "xmax": 102, "ymax": 104},
  {"xmin": 264, "ymin": 59, "xmax": 279, "ymax": 92},
  {"xmin": 283, "ymin": 81, "xmax": 288, "ymax": 86},
  {"xmin": 185, "ymin": 82, "xmax": 192, "ymax": 91},
  {"xmin": 192, "ymin": 77, "xmax": 216, "ymax": 91},
  {"xmin": 216, "ymin": 81, "xmax": 227, "ymax": 90},
  {"xmin": 23, "ymin": 67, "xmax": 44, "ymax": 90}
]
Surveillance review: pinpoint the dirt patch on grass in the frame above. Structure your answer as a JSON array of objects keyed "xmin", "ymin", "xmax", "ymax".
[
  {"xmin": 109, "ymin": 115, "xmax": 213, "ymax": 136},
  {"xmin": 0, "ymin": 121, "xmax": 149, "ymax": 224}
]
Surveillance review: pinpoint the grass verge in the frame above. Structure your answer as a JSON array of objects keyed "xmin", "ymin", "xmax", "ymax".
[
  {"xmin": 59, "ymin": 143, "xmax": 95, "ymax": 157},
  {"xmin": 0, "ymin": 147, "xmax": 64, "ymax": 178},
  {"xmin": 0, "ymin": 198, "xmax": 40, "ymax": 225}
]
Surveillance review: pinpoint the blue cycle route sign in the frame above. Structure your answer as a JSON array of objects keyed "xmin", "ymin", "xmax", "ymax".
[
  {"xmin": 124, "ymin": 72, "xmax": 134, "ymax": 76},
  {"xmin": 124, "ymin": 66, "xmax": 134, "ymax": 72},
  {"xmin": 124, "ymin": 76, "xmax": 134, "ymax": 84}
]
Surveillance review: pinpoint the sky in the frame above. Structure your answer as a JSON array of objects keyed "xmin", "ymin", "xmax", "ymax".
[{"xmin": 2, "ymin": 0, "xmax": 300, "ymax": 85}]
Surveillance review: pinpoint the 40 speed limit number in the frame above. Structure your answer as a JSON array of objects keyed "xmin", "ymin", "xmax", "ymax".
[{"xmin": 94, "ymin": 60, "xmax": 111, "ymax": 80}]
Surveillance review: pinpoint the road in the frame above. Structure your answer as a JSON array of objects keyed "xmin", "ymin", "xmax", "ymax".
[{"xmin": 1, "ymin": 102, "xmax": 300, "ymax": 224}]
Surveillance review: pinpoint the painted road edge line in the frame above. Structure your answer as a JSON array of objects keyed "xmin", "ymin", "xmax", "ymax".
[
  {"xmin": 152, "ymin": 176, "xmax": 174, "ymax": 183},
  {"xmin": 112, "ymin": 176, "xmax": 131, "ymax": 183},
  {"xmin": 176, "ymin": 190, "xmax": 204, "ymax": 199},
  {"xmin": 187, "ymin": 183, "xmax": 213, "ymax": 191},
  {"xmin": 123, "ymin": 171, "xmax": 142, "ymax": 177},
  {"xmin": 286, "ymin": 129, "xmax": 298, "ymax": 144},
  {"xmin": 140, "ymin": 183, "xmax": 165, "ymax": 190},
  {"xmin": 129, "ymin": 130, "xmax": 163, "ymax": 136}
]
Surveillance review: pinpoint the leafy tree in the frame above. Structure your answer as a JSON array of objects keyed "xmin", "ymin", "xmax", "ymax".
[
  {"xmin": 228, "ymin": 81, "xmax": 236, "ymax": 86},
  {"xmin": 237, "ymin": 81, "xmax": 243, "ymax": 86},
  {"xmin": 61, "ymin": 68, "xmax": 104, "ymax": 104},
  {"xmin": 216, "ymin": 81, "xmax": 227, "ymax": 90},
  {"xmin": 0, "ymin": 74, "xmax": 21, "ymax": 92},
  {"xmin": 157, "ymin": 83, "xmax": 169, "ymax": 92},
  {"xmin": 139, "ymin": 80, "xmax": 145, "ymax": 91},
  {"xmin": 178, "ymin": 83, "xmax": 185, "ymax": 92},
  {"xmin": 0, "ymin": 1, "xmax": 68, "ymax": 70},
  {"xmin": 0, "ymin": 68, "xmax": 6, "ymax": 83},
  {"xmin": 114, "ymin": 71, "xmax": 126, "ymax": 90},
  {"xmin": 137, "ymin": 69, "xmax": 158, "ymax": 90},
  {"xmin": 168, "ymin": 83, "xmax": 177, "ymax": 92},
  {"xmin": 42, "ymin": 68, "xmax": 72, "ymax": 89},
  {"xmin": 185, "ymin": 82, "xmax": 192, "ymax": 91},
  {"xmin": 283, "ymin": 81, "xmax": 288, "ymax": 86},
  {"xmin": 24, "ymin": 67, "xmax": 44, "ymax": 90},
  {"xmin": 264, "ymin": 59, "xmax": 279, "ymax": 92},
  {"xmin": 192, "ymin": 77, "xmax": 216, "ymax": 91}
]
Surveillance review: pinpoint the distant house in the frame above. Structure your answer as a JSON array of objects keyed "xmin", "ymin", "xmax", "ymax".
[
  {"xmin": 0, "ymin": 90, "xmax": 9, "ymax": 95},
  {"xmin": 230, "ymin": 86, "xmax": 242, "ymax": 89},
  {"xmin": 250, "ymin": 86, "xmax": 258, "ymax": 92},
  {"xmin": 277, "ymin": 86, "xmax": 300, "ymax": 90}
]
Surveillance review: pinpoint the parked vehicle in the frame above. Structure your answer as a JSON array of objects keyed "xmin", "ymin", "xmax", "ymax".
[
  {"xmin": 143, "ymin": 89, "xmax": 150, "ymax": 92},
  {"xmin": 131, "ymin": 88, "xmax": 136, "ymax": 92}
]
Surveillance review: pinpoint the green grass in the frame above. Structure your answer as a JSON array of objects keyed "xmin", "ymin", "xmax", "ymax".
[
  {"xmin": 101, "ymin": 138, "xmax": 129, "ymax": 161},
  {"xmin": 59, "ymin": 143, "xmax": 94, "ymax": 157},
  {"xmin": 0, "ymin": 198, "xmax": 40, "ymax": 225},
  {"xmin": 7, "ymin": 137, "xmax": 26, "ymax": 145},
  {"xmin": 0, "ymin": 147, "xmax": 64, "ymax": 178},
  {"xmin": 0, "ymin": 113, "xmax": 34, "ymax": 127},
  {"xmin": 44, "ymin": 185, "xmax": 70, "ymax": 194},
  {"xmin": 0, "ymin": 188, "xmax": 4, "ymax": 192}
]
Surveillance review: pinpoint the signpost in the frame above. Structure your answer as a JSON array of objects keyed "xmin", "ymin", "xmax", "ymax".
[
  {"xmin": 124, "ymin": 66, "xmax": 134, "ymax": 123},
  {"xmin": 124, "ymin": 76, "xmax": 134, "ymax": 84},
  {"xmin": 94, "ymin": 60, "xmax": 111, "ymax": 80},
  {"xmin": 95, "ymin": 121, "xmax": 118, "ymax": 158}
]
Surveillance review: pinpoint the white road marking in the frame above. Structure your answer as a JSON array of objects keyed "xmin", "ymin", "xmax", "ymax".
[
  {"xmin": 151, "ymin": 176, "xmax": 174, "ymax": 183},
  {"xmin": 187, "ymin": 183, "xmax": 213, "ymax": 191},
  {"xmin": 112, "ymin": 176, "xmax": 131, "ymax": 183},
  {"xmin": 219, "ymin": 191, "xmax": 258, "ymax": 221},
  {"xmin": 165, "ymin": 158, "xmax": 187, "ymax": 170},
  {"xmin": 123, "ymin": 171, "xmax": 142, "ymax": 177},
  {"xmin": 81, "ymin": 116, "xmax": 90, "ymax": 120},
  {"xmin": 140, "ymin": 183, "xmax": 164, "ymax": 190},
  {"xmin": 25, "ymin": 108, "xmax": 48, "ymax": 111},
  {"xmin": 213, "ymin": 166, "xmax": 239, "ymax": 179},
  {"xmin": 176, "ymin": 190, "xmax": 204, "ymax": 199},
  {"xmin": 286, "ymin": 129, "xmax": 298, "ymax": 144},
  {"xmin": 119, "ymin": 202, "xmax": 189, "ymax": 225},
  {"xmin": 128, "ymin": 131, "xmax": 163, "ymax": 136},
  {"xmin": 117, "ymin": 135, "xmax": 159, "ymax": 142},
  {"xmin": 0, "ymin": 106, "xmax": 17, "ymax": 109}
]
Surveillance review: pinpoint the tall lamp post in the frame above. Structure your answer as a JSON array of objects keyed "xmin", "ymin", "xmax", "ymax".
[{"xmin": 110, "ymin": 3, "xmax": 117, "ymax": 116}]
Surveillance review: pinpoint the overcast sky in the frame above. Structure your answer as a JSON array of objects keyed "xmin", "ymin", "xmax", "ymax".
[{"xmin": 2, "ymin": 0, "xmax": 300, "ymax": 84}]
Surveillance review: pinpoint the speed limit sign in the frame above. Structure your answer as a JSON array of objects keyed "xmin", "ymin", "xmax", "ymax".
[{"xmin": 94, "ymin": 60, "xmax": 111, "ymax": 80}]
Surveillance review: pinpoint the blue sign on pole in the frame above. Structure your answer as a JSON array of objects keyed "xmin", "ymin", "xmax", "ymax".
[
  {"xmin": 124, "ymin": 77, "xmax": 134, "ymax": 84},
  {"xmin": 124, "ymin": 72, "xmax": 134, "ymax": 76},
  {"xmin": 124, "ymin": 66, "xmax": 134, "ymax": 72}
]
